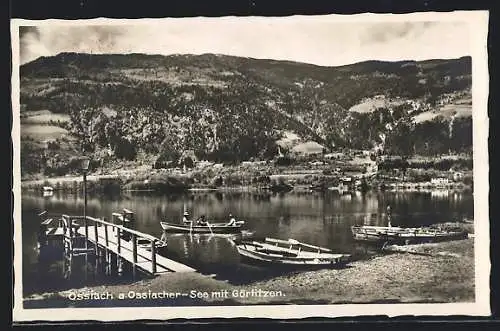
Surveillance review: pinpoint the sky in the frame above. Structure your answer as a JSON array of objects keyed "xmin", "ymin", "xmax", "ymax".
[{"xmin": 18, "ymin": 16, "xmax": 471, "ymax": 66}]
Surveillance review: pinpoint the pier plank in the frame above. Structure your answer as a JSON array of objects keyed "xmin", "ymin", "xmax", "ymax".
[{"xmin": 76, "ymin": 226, "xmax": 195, "ymax": 274}]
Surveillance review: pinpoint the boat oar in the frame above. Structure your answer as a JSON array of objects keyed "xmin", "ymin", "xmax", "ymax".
[{"xmin": 206, "ymin": 221, "xmax": 215, "ymax": 236}]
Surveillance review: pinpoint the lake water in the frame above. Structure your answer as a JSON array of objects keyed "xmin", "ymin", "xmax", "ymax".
[{"xmin": 21, "ymin": 190, "xmax": 473, "ymax": 296}]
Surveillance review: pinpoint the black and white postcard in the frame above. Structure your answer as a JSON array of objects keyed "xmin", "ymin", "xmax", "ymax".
[{"xmin": 11, "ymin": 11, "xmax": 490, "ymax": 321}]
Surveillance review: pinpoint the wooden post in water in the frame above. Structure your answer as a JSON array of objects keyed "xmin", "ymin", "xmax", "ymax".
[
  {"xmin": 68, "ymin": 217, "xmax": 72, "ymax": 238},
  {"xmin": 95, "ymin": 246, "xmax": 100, "ymax": 276},
  {"xmin": 104, "ymin": 221, "xmax": 109, "ymax": 248},
  {"xmin": 94, "ymin": 218, "xmax": 99, "ymax": 254},
  {"xmin": 104, "ymin": 219, "xmax": 109, "ymax": 274},
  {"xmin": 117, "ymin": 227, "xmax": 121, "ymax": 253},
  {"xmin": 132, "ymin": 232, "xmax": 137, "ymax": 279},
  {"xmin": 110, "ymin": 253, "xmax": 117, "ymax": 276},
  {"xmin": 84, "ymin": 215, "xmax": 89, "ymax": 250},
  {"xmin": 151, "ymin": 239, "xmax": 157, "ymax": 274},
  {"xmin": 116, "ymin": 225, "xmax": 122, "ymax": 273},
  {"xmin": 69, "ymin": 217, "xmax": 75, "ymax": 253}
]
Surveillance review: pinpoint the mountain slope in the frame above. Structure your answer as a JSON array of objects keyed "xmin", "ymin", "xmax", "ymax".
[{"xmin": 19, "ymin": 53, "xmax": 472, "ymax": 174}]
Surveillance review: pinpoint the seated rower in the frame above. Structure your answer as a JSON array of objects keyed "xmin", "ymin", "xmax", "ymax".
[
  {"xmin": 182, "ymin": 211, "xmax": 191, "ymax": 224},
  {"xmin": 227, "ymin": 213, "xmax": 237, "ymax": 226},
  {"xmin": 197, "ymin": 215, "xmax": 208, "ymax": 226}
]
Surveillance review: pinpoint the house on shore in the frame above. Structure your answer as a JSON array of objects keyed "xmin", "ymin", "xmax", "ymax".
[
  {"xmin": 431, "ymin": 177, "xmax": 450, "ymax": 187},
  {"xmin": 324, "ymin": 152, "xmax": 346, "ymax": 160},
  {"xmin": 291, "ymin": 141, "xmax": 325, "ymax": 157}
]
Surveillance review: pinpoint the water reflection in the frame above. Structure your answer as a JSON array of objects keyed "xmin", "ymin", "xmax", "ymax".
[{"xmin": 22, "ymin": 190, "xmax": 473, "ymax": 294}]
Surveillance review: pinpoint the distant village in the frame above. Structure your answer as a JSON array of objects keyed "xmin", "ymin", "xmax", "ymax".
[{"xmin": 148, "ymin": 132, "xmax": 472, "ymax": 193}]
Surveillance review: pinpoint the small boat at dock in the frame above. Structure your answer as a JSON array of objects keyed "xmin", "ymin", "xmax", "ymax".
[
  {"xmin": 160, "ymin": 221, "xmax": 245, "ymax": 234},
  {"xmin": 236, "ymin": 237, "xmax": 351, "ymax": 268},
  {"xmin": 136, "ymin": 237, "xmax": 168, "ymax": 253},
  {"xmin": 351, "ymin": 225, "xmax": 469, "ymax": 245}
]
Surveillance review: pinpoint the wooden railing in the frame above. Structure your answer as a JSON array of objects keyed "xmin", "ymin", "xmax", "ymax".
[{"xmin": 61, "ymin": 212, "xmax": 159, "ymax": 274}]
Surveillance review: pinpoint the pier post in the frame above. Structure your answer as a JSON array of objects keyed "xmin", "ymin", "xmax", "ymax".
[
  {"xmin": 84, "ymin": 216, "xmax": 89, "ymax": 250},
  {"xmin": 69, "ymin": 217, "xmax": 75, "ymax": 253},
  {"xmin": 108, "ymin": 251, "xmax": 113, "ymax": 275},
  {"xmin": 109, "ymin": 253, "xmax": 116, "ymax": 276},
  {"xmin": 81, "ymin": 157, "xmax": 90, "ymax": 248},
  {"xmin": 117, "ymin": 228, "xmax": 121, "ymax": 253},
  {"xmin": 68, "ymin": 217, "xmax": 72, "ymax": 238},
  {"xmin": 103, "ymin": 219, "xmax": 110, "ymax": 275},
  {"xmin": 151, "ymin": 239, "xmax": 157, "ymax": 274},
  {"xmin": 37, "ymin": 211, "xmax": 48, "ymax": 247},
  {"xmin": 117, "ymin": 257, "xmax": 123, "ymax": 275},
  {"xmin": 84, "ymin": 251, "xmax": 89, "ymax": 281},
  {"xmin": 132, "ymin": 233, "xmax": 137, "ymax": 279},
  {"xmin": 104, "ymin": 218, "xmax": 109, "ymax": 250},
  {"xmin": 95, "ymin": 247, "xmax": 100, "ymax": 276},
  {"xmin": 94, "ymin": 218, "xmax": 99, "ymax": 254}
]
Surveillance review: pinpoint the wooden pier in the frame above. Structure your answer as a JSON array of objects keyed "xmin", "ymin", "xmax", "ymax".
[{"xmin": 39, "ymin": 209, "xmax": 195, "ymax": 277}]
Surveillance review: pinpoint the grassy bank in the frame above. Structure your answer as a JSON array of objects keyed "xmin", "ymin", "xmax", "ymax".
[{"xmin": 23, "ymin": 238, "xmax": 474, "ymax": 308}]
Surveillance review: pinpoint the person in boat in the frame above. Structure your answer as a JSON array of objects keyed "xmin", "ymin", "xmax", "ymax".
[
  {"xmin": 182, "ymin": 211, "xmax": 191, "ymax": 224},
  {"xmin": 227, "ymin": 213, "xmax": 237, "ymax": 226},
  {"xmin": 197, "ymin": 215, "xmax": 208, "ymax": 226},
  {"xmin": 386, "ymin": 204, "xmax": 392, "ymax": 227}
]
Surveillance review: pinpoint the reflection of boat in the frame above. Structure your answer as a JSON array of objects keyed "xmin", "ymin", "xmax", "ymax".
[
  {"xmin": 236, "ymin": 237, "xmax": 351, "ymax": 268},
  {"xmin": 351, "ymin": 225, "xmax": 468, "ymax": 244},
  {"xmin": 309, "ymin": 183, "xmax": 326, "ymax": 192},
  {"xmin": 265, "ymin": 182, "xmax": 293, "ymax": 193},
  {"xmin": 160, "ymin": 221, "xmax": 244, "ymax": 234}
]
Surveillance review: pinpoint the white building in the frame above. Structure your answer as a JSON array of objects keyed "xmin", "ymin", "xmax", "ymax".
[{"xmin": 431, "ymin": 178, "xmax": 450, "ymax": 186}]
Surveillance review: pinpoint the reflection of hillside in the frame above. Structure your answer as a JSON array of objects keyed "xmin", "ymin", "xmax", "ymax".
[{"xmin": 323, "ymin": 192, "xmax": 379, "ymax": 217}]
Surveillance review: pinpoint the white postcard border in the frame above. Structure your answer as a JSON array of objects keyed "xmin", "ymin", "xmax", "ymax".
[{"xmin": 11, "ymin": 10, "xmax": 491, "ymax": 322}]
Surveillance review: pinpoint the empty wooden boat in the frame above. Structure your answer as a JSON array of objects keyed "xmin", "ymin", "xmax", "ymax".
[
  {"xmin": 236, "ymin": 237, "xmax": 351, "ymax": 268},
  {"xmin": 351, "ymin": 225, "xmax": 468, "ymax": 244}
]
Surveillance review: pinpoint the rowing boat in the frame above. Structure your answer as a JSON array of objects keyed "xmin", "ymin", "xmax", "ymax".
[
  {"xmin": 136, "ymin": 237, "xmax": 168, "ymax": 251},
  {"xmin": 236, "ymin": 237, "xmax": 351, "ymax": 268},
  {"xmin": 116, "ymin": 233, "xmax": 169, "ymax": 255},
  {"xmin": 160, "ymin": 220, "xmax": 245, "ymax": 234},
  {"xmin": 351, "ymin": 225, "xmax": 468, "ymax": 244}
]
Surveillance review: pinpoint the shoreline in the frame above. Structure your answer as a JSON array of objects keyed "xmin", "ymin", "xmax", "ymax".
[
  {"xmin": 23, "ymin": 238, "xmax": 474, "ymax": 308},
  {"xmin": 21, "ymin": 173, "xmax": 472, "ymax": 194}
]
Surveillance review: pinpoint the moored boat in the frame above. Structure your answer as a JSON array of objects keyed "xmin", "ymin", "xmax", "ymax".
[
  {"xmin": 236, "ymin": 237, "xmax": 351, "ymax": 268},
  {"xmin": 136, "ymin": 237, "xmax": 168, "ymax": 253},
  {"xmin": 160, "ymin": 220, "xmax": 245, "ymax": 234},
  {"xmin": 351, "ymin": 225, "xmax": 469, "ymax": 245}
]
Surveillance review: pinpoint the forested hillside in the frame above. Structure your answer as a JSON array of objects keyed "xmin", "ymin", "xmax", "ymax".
[{"xmin": 20, "ymin": 52, "xmax": 472, "ymax": 176}]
